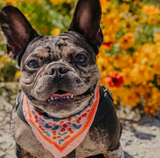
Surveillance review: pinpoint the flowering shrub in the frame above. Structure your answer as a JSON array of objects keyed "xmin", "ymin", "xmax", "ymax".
[
  {"xmin": 97, "ymin": 0, "xmax": 160, "ymax": 114},
  {"xmin": 0, "ymin": 0, "xmax": 160, "ymax": 114}
]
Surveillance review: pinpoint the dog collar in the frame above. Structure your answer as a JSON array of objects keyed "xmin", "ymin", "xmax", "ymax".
[{"xmin": 22, "ymin": 85, "xmax": 100, "ymax": 158}]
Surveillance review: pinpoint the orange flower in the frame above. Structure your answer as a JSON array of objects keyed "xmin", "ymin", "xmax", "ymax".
[
  {"xmin": 154, "ymin": 32, "xmax": 160, "ymax": 44},
  {"xmin": 143, "ymin": 107, "xmax": 149, "ymax": 113},
  {"xmin": 100, "ymin": 0, "xmax": 111, "ymax": 13},
  {"xmin": 121, "ymin": 88, "xmax": 140, "ymax": 107},
  {"xmin": 41, "ymin": 28, "xmax": 48, "ymax": 33},
  {"xmin": 2, "ymin": 54, "xmax": 10, "ymax": 63},
  {"xmin": 141, "ymin": 5, "xmax": 160, "ymax": 16},
  {"xmin": 117, "ymin": 33, "xmax": 135, "ymax": 49},
  {"xmin": 119, "ymin": 3, "xmax": 130, "ymax": 13},
  {"xmin": 148, "ymin": 16, "xmax": 159, "ymax": 25}
]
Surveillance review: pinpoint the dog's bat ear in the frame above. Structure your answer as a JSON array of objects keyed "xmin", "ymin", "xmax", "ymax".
[
  {"xmin": 69, "ymin": 0, "xmax": 103, "ymax": 50},
  {"xmin": 0, "ymin": 5, "xmax": 39, "ymax": 61}
]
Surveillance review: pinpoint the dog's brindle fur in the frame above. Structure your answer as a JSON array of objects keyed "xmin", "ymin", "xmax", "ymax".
[{"xmin": 0, "ymin": 0, "xmax": 124, "ymax": 157}]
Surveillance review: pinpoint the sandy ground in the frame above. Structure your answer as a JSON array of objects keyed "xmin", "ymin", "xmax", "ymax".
[{"xmin": 0, "ymin": 102, "xmax": 160, "ymax": 158}]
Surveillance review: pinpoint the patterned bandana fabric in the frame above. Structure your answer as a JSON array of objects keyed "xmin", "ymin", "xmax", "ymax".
[{"xmin": 23, "ymin": 84, "xmax": 99, "ymax": 158}]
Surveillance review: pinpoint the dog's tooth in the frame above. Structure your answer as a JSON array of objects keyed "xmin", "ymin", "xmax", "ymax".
[
  {"xmin": 55, "ymin": 97, "xmax": 59, "ymax": 100},
  {"xmin": 67, "ymin": 96, "xmax": 69, "ymax": 99},
  {"xmin": 71, "ymin": 94, "xmax": 73, "ymax": 98},
  {"xmin": 51, "ymin": 97, "xmax": 53, "ymax": 100},
  {"xmin": 62, "ymin": 97, "xmax": 66, "ymax": 99}
]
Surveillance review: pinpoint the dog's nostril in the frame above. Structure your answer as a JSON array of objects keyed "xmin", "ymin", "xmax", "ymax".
[
  {"xmin": 59, "ymin": 67, "xmax": 68, "ymax": 74},
  {"xmin": 51, "ymin": 69, "xmax": 55, "ymax": 75}
]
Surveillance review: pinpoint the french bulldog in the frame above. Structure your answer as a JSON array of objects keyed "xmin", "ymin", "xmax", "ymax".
[{"xmin": 0, "ymin": 0, "xmax": 124, "ymax": 158}]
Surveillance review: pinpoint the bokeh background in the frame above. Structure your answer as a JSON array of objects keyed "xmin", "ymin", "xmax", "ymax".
[{"xmin": 0, "ymin": 0, "xmax": 160, "ymax": 117}]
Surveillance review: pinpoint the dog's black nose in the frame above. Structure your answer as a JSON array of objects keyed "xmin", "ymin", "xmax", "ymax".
[
  {"xmin": 50, "ymin": 67, "xmax": 68, "ymax": 75},
  {"xmin": 45, "ymin": 65, "xmax": 69, "ymax": 76}
]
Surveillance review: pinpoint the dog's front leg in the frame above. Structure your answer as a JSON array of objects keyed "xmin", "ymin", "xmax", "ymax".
[
  {"xmin": 103, "ymin": 145, "xmax": 124, "ymax": 158},
  {"xmin": 16, "ymin": 143, "xmax": 34, "ymax": 158}
]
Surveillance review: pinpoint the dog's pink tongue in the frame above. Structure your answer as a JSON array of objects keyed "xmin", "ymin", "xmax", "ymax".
[{"xmin": 52, "ymin": 93, "xmax": 72, "ymax": 97}]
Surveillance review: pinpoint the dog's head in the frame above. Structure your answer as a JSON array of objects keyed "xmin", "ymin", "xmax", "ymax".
[{"xmin": 0, "ymin": 0, "xmax": 103, "ymax": 118}]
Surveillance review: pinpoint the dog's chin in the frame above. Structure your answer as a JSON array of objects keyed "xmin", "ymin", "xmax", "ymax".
[{"xmin": 28, "ymin": 84, "xmax": 97, "ymax": 118}]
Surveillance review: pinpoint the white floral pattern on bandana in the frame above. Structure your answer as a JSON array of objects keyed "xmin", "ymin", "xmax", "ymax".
[{"xmin": 23, "ymin": 84, "xmax": 99, "ymax": 158}]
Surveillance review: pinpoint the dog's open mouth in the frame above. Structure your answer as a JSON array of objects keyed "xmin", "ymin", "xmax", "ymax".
[
  {"xmin": 47, "ymin": 90, "xmax": 74, "ymax": 102},
  {"xmin": 47, "ymin": 85, "xmax": 96, "ymax": 104}
]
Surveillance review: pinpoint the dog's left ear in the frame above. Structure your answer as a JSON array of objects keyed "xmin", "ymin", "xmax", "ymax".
[{"xmin": 69, "ymin": 0, "xmax": 103, "ymax": 53}]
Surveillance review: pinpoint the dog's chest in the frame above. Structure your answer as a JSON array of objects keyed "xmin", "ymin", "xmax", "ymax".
[{"xmin": 12, "ymin": 110, "xmax": 110, "ymax": 158}]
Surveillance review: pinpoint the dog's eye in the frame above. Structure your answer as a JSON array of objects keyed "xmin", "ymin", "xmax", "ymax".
[
  {"xmin": 28, "ymin": 61, "xmax": 39, "ymax": 68},
  {"xmin": 75, "ymin": 55, "xmax": 87, "ymax": 63}
]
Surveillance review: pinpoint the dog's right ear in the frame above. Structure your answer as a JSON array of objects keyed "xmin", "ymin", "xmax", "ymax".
[{"xmin": 0, "ymin": 5, "xmax": 39, "ymax": 62}]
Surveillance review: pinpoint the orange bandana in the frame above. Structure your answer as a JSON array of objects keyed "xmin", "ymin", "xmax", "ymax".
[{"xmin": 23, "ymin": 85, "xmax": 99, "ymax": 158}]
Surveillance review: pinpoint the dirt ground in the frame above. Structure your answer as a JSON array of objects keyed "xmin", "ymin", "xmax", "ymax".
[{"xmin": 0, "ymin": 102, "xmax": 160, "ymax": 158}]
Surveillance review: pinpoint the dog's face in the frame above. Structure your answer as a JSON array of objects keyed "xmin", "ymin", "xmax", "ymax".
[
  {"xmin": 0, "ymin": 0, "xmax": 103, "ymax": 118},
  {"xmin": 20, "ymin": 32, "xmax": 101, "ymax": 118}
]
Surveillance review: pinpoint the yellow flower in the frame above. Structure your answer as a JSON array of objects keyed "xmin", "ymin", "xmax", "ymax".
[
  {"xmin": 24, "ymin": 14, "xmax": 30, "ymax": 21},
  {"xmin": 121, "ymin": 68, "xmax": 132, "ymax": 85},
  {"xmin": 153, "ymin": 60, "xmax": 160, "ymax": 75},
  {"xmin": 100, "ymin": 0, "xmax": 111, "ymax": 13},
  {"xmin": 141, "ymin": 5, "xmax": 160, "ymax": 16},
  {"xmin": 107, "ymin": 86, "xmax": 124, "ymax": 102},
  {"xmin": 131, "ymin": 64, "xmax": 154, "ymax": 84},
  {"xmin": 32, "ymin": 25, "xmax": 37, "ymax": 30},
  {"xmin": 22, "ymin": 0, "xmax": 44, "ymax": 2},
  {"xmin": 4, "ymin": 0, "xmax": 17, "ymax": 6},
  {"xmin": 2, "ymin": 55, "xmax": 10, "ymax": 63},
  {"xmin": 121, "ymin": 88, "xmax": 140, "ymax": 107},
  {"xmin": 15, "ymin": 71, "xmax": 21, "ymax": 79},
  {"xmin": 119, "ymin": 3, "xmax": 130, "ymax": 13},
  {"xmin": 148, "ymin": 16, "xmax": 159, "ymax": 25},
  {"xmin": 101, "ymin": 9, "xmax": 122, "ymax": 43},
  {"xmin": 97, "ymin": 52, "xmax": 114, "ymax": 85},
  {"xmin": 117, "ymin": 33, "xmax": 135, "ymax": 49},
  {"xmin": 156, "ymin": 75, "xmax": 160, "ymax": 85},
  {"xmin": 112, "ymin": 53, "xmax": 133, "ymax": 69},
  {"xmin": 145, "ymin": 98, "xmax": 159, "ymax": 114},
  {"xmin": 151, "ymin": 87, "xmax": 160, "ymax": 102},
  {"xmin": 50, "ymin": 0, "xmax": 59, "ymax": 5},
  {"xmin": 154, "ymin": 32, "xmax": 160, "ymax": 44},
  {"xmin": 49, "ymin": 0, "xmax": 73, "ymax": 5},
  {"xmin": 50, "ymin": 28, "xmax": 61, "ymax": 36},
  {"xmin": 122, "ymin": 0, "xmax": 131, "ymax": 2}
]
